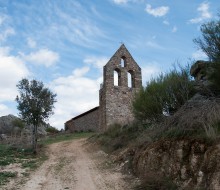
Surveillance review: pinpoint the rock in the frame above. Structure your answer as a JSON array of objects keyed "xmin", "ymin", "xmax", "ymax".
[
  {"xmin": 132, "ymin": 139, "xmax": 220, "ymax": 189},
  {"xmin": 190, "ymin": 60, "xmax": 210, "ymax": 81},
  {"xmin": 0, "ymin": 114, "xmax": 48, "ymax": 136}
]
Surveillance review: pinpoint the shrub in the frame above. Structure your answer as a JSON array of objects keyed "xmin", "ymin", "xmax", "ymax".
[
  {"xmin": 133, "ymin": 64, "xmax": 195, "ymax": 123},
  {"xmin": 46, "ymin": 126, "xmax": 59, "ymax": 134}
]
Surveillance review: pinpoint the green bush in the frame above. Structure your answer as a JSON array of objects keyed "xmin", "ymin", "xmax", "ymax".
[
  {"xmin": 133, "ymin": 65, "xmax": 195, "ymax": 122},
  {"xmin": 46, "ymin": 126, "xmax": 59, "ymax": 134}
]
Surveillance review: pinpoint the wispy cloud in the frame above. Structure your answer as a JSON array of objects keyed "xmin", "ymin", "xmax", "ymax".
[
  {"xmin": 0, "ymin": 28, "xmax": 15, "ymax": 42},
  {"xmin": 163, "ymin": 20, "xmax": 170, "ymax": 25},
  {"xmin": 24, "ymin": 49, "xmax": 59, "ymax": 67},
  {"xmin": 145, "ymin": 4, "xmax": 169, "ymax": 17},
  {"xmin": 172, "ymin": 26, "xmax": 177, "ymax": 33},
  {"xmin": 112, "ymin": 0, "xmax": 144, "ymax": 5},
  {"xmin": 146, "ymin": 41, "xmax": 163, "ymax": 49},
  {"xmin": 84, "ymin": 56, "xmax": 109, "ymax": 69},
  {"xmin": 113, "ymin": 0, "xmax": 128, "ymax": 4},
  {"xmin": 192, "ymin": 50, "xmax": 208, "ymax": 60},
  {"xmin": 142, "ymin": 63, "xmax": 161, "ymax": 84},
  {"xmin": 0, "ymin": 14, "xmax": 7, "ymax": 26},
  {"xmin": 189, "ymin": 2, "xmax": 212, "ymax": 24},
  {"xmin": 27, "ymin": 37, "xmax": 37, "ymax": 48}
]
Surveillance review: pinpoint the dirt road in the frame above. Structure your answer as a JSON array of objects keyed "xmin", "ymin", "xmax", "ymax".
[{"xmin": 16, "ymin": 138, "xmax": 136, "ymax": 190}]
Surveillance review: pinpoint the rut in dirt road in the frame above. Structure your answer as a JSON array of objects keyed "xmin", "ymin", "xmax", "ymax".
[{"xmin": 19, "ymin": 138, "xmax": 135, "ymax": 190}]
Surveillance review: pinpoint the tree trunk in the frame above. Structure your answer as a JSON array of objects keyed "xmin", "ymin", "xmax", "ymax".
[{"xmin": 32, "ymin": 125, "xmax": 38, "ymax": 154}]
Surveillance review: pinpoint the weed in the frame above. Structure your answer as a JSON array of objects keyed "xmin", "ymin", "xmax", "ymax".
[
  {"xmin": 21, "ymin": 160, "xmax": 38, "ymax": 169},
  {"xmin": 0, "ymin": 172, "xmax": 17, "ymax": 186}
]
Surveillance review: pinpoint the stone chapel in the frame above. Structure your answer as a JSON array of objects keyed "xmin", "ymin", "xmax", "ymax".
[{"xmin": 65, "ymin": 44, "xmax": 142, "ymax": 132}]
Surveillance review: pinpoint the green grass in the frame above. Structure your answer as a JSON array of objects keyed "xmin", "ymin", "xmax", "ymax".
[
  {"xmin": 0, "ymin": 172, "xmax": 17, "ymax": 186},
  {"xmin": 0, "ymin": 132, "xmax": 94, "ymax": 187},
  {"xmin": 40, "ymin": 132, "xmax": 95, "ymax": 145}
]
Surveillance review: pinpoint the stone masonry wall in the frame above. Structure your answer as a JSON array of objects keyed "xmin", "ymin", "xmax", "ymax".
[
  {"xmin": 99, "ymin": 44, "xmax": 142, "ymax": 131},
  {"xmin": 65, "ymin": 107, "xmax": 99, "ymax": 132}
]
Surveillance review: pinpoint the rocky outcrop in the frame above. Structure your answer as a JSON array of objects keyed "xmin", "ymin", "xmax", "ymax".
[
  {"xmin": 0, "ymin": 114, "xmax": 19, "ymax": 134},
  {"xmin": 132, "ymin": 139, "xmax": 220, "ymax": 190},
  {"xmin": 0, "ymin": 114, "xmax": 47, "ymax": 136}
]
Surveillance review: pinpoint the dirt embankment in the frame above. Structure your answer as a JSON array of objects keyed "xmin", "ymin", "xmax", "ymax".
[{"xmin": 4, "ymin": 138, "xmax": 138, "ymax": 190}]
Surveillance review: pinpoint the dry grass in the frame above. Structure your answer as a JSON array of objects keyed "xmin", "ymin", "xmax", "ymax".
[{"xmin": 164, "ymin": 95, "xmax": 220, "ymax": 139}]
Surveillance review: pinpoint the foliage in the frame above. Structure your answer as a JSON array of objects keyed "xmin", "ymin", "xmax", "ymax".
[
  {"xmin": 133, "ymin": 65, "xmax": 195, "ymax": 122},
  {"xmin": 194, "ymin": 14, "xmax": 220, "ymax": 95},
  {"xmin": 46, "ymin": 126, "xmax": 59, "ymax": 134},
  {"xmin": 194, "ymin": 18, "xmax": 220, "ymax": 62},
  {"xmin": 12, "ymin": 118, "xmax": 25, "ymax": 129},
  {"xmin": 90, "ymin": 122, "xmax": 151, "ymax": 152},
  {"xmin": 0, "ymin": 172, "xmax": 17, "ymax": 186},
  {"xmin": 16, "ymin": 78, "xmax": 57, "ymax": 153}
]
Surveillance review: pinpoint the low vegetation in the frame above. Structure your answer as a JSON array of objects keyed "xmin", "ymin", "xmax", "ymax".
[
  {"xmin": 133, "ymin": 64, "xmax": 195, "ymax": 123},
  {"xmin": 0, "ymin": 143, "xmax": 47, "ymax": 186},
  {"xmin": 40, "ymin": 132, "xmax": 94, "ymax": 145}
]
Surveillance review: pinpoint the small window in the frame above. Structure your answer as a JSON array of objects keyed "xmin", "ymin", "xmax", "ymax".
[
  {"xmin": 127, "ymin": 72, "xmax": 132, "ymax": 88},
  {"xmin": 114, "ymin": 70, "xmax": 118, "ymax": 86},
  {"xmin": 128, "ymin": 70, "xmax": 135, "ymax": 88},
  {"xmin": 120, "ymin": 57, "xmax": 126, "ymax": 67},
  {"xmin": 114, "ymin": 69, "xmax": 121, "ymax": 86}
]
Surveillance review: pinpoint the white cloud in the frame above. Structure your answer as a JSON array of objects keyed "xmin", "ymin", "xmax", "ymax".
[
  {"xmin": 172, "ymin": 26, "xmax": 177, "ymax": 33},
  {"xmin": 189, "ymin": 2, "xmax": 212, "ymax": 24},
  {"xmin": 113, "ymin": 0, "xmax": 128, "ymax": 4},
  {"xmin": 145, "ymin": 4, "xmax": 169, "ymax": 17},
  {"xmin": 142, "ymin": 63, "xmax": 161, "ymax": 84},
  {"xmin": 84, "ymin": 56, "xmax": 108, "ymax": 69},
  {"xmin": 72, "ymin": 67, "xmax": 90, "ymax": 77},
  {"xmin": 0, "ymin": 47, "xmax": 29, "ymax": 103},
  {"xmin": 49, "ymin": 67, "xmax": 101, "ymax": 129},
  {"xmin": 24, "ymin": 48, "xmax": 59, "ymax": 67},
  {"xmin": 192, "ymin": 50, "xmax": 208, "ymax": 60},
  {"xmin": 0, "ymin": 104, "xmax": 12, "ymax": 116},
  {"xmin": 27, "ymin": 38, "xmax": 37, "ymax": 48}
]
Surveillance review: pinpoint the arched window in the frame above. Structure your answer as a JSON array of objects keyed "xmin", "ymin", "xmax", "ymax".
[
  {"xmin": 128, "ymin": 70, "xmax": 135, "ymax": 88},
  {"xmin": 120, "ymin": 57, "xmax": 126, "ymax": 67},
  {"xmin": 114, "ymin": 69, "xmax": 121, "ymax": 86}
]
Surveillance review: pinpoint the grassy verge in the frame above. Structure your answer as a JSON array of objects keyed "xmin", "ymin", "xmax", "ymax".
[
  {"xmin": 0, "ymin": 143, "xmax": 47, "ymax": 186},
  {"xmin": 40, "ymin": 132, "xmax": 95, "ymax": 145}
]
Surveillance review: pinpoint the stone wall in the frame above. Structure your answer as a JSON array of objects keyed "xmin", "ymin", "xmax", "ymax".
[{"xmin": 65, "ymin": 107, "xmax": 99, "ymax": 132}]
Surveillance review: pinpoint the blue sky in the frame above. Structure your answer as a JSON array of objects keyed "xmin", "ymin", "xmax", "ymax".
[{"xmin": 0, "ymin": 0, "xmax": 219, "ymax": 129}]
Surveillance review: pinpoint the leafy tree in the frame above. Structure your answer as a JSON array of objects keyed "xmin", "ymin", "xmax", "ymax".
[
  {"xmin": 16, "ymin": 78, "xmax": 57, "ymax": 153},
  {"xmin": 194, "ymin": 14, "xmax": 220, "ymax": 94},
  {"xmin": 194, "ymin": 18, "xmax": 220, "ymax": 62},
  {"xmin": 133, "ymin": 65, "xmax": 194, "ymax": 123}
]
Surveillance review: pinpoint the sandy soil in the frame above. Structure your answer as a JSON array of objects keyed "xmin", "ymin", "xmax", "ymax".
[{"xmin": 5, "ymin": 138, "xmax": 137, "ymax": 190}]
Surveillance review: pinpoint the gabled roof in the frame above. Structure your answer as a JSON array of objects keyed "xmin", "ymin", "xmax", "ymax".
[
  {"xmin": 105, "ymin": 44, "xmax": 141, "ymax": 70},
  {"xmin": 65, "ymin": 106, "xmax": 99, "ymax": 124}
]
